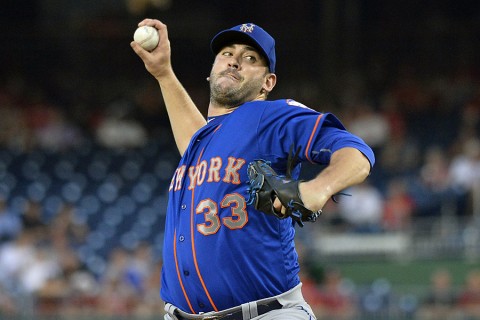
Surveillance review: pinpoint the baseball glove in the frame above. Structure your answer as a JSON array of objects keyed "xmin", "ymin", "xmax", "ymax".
[{"xmin": 246, "ymin": 147, "xmax": 322, "ymax": 227}]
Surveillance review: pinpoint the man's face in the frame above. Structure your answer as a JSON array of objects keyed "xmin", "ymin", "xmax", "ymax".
[{"xmin": 209, "ymin": 44, "xmax": 269, "ymax": 107}]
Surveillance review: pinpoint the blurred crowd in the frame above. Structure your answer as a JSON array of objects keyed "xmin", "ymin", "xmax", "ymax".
[
  {"xmin": 0, "ymin": 197, "xmax": 164, "ymax": 319},
  {"xmin": 311, "ymin": 67, "xmax": 480, "ymax": 234},
  {"xmin": 300, "ymin": 264, "xmax": 480, "ymax": 320},
  {"xmin": 0, "ymin": 65, "xmax": 479, "ymax": 319},
  {"xmin": 1, "ymin": 32, "xmax": 480, "ymax": 319},
  {"xmin": 0, "ymin": 1, "xmax": 479, "ymax": 318},
  {"xmin": 1, "ymin": 197, "xmax": 480, "ymax": 319},
  {"xmin": 1, "ymin": 64, "xmax": 479, "ymax": 229}
]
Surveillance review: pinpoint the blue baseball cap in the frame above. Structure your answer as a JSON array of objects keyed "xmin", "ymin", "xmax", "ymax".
[{"xmin": 210, "ymin": 23, "xmax": 276, "ymax": 73}]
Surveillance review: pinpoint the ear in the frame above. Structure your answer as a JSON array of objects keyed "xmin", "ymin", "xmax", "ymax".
[{"xmin": 262, "ymin": 73, "xmax": 277, "ymax": 93}]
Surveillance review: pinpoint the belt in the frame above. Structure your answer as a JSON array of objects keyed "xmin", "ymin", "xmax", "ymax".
[{"xmin": 173, "ymin": 300, "xmax": 283, "ymax": 320}]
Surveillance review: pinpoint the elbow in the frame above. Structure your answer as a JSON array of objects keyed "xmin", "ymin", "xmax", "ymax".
[
  {"xmin": 357, "ymin": 145, "xmax": 374, "ymax": 182},
  {"xmin": 357, "ymin": 154, "xmax": 372, "ymax": 183},
  {"xmin": 354, "ymin": 143, "xmax": 375, "ymax": 183},
  {"xmin": 359, "ymin": 164, "xmax": 371, "ymax": 182}
]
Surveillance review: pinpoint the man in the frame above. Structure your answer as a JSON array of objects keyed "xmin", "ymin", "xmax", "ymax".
[{"xmin": 131, "ymin": 19, "xmax": 374, "ymax": 320}]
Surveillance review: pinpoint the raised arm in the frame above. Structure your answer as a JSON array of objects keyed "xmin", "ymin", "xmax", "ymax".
[{"xmin": 130, "ymin": 19, "xmax": 206, "ymax": 155}]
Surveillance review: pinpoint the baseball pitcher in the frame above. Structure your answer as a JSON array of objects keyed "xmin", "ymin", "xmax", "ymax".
[{"xmin": 131, "ymin": 20, "xmax": 375, "ymax": 320}]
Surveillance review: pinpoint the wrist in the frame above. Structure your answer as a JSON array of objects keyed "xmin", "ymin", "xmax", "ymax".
[
  {"xmin": 298, "ymin": 180, "xmax": 331, "ymax": 212},
  {"xmin": 154, "ymin": 67, "xmax": 175, "ymax": 84}
]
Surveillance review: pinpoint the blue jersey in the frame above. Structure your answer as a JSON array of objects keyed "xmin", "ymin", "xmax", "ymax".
[{"xmin": 160, "ymin": 99, "xmax": 375, "ymax": 313}]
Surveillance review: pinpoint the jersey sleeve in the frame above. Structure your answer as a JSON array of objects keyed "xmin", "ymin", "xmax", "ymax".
[
  {"xmin": 310, "ymin": 126, "xmax": 376, "ymax": 168},
  {"xmin": 256, "ymin": 99, "xmax": 375, "ymax": 172}
]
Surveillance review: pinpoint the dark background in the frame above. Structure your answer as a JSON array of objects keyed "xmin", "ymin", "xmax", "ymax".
[{"xmin": 1, "ymin": 0, "xmax": 479, "ymax": 115}]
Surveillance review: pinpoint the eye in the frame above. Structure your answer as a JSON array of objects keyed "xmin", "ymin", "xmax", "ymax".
[
  {"xmin": 221, "ymin": 50, "xmax": 233, "ymax": 56},
  {"xmin": 244, "ymin": 55, "xmax": 257, "ymax": 62}
]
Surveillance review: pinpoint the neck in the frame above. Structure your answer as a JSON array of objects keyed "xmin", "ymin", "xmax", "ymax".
[{"xmin": 207, "ymin": 103, "xmax": 237, "ymax": 117}]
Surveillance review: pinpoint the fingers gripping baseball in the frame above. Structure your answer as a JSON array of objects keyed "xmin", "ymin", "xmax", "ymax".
[{"xmin": 131, "ymin": 19, "xmax": 172, "ymax": 79}]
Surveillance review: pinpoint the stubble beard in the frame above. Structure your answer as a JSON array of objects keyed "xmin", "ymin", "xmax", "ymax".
[{"xmin": 209, "ymin": 72, "xmax": 264, "ymax": 109}]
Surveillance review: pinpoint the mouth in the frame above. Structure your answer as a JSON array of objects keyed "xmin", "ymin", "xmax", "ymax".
[{"xmin": 220, "ymin": 69, "xmax": 241, "ymax": 81}]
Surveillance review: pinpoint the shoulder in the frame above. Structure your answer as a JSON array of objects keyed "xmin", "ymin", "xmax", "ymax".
[
  {"xmin": 242, "ymin": 99, "xmax": 320, "ymax": 115},
  {"xmin": 238, "ymin": 99, "xmax": 347, "ymax": 129},
  {"xmin": 284, "ymin": 99, "xmax": 317, "ymax": 111},
  {"xmin": 266, "ymin": 99, "xmax": 317, "ymax": 111}
]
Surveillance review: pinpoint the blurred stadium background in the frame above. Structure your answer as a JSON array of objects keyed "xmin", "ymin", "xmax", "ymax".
[{"xmin": 1, "ymin": 0, "xmax": 480, "ymax": 319}]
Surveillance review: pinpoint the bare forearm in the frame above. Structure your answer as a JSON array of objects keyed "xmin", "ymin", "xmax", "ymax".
[
  {"xmin": 157, "ymin": 71, "xmax": 207, "ymax": 155},
  {"xmin": 130, "ymin": 19, "xmax": 206, "ymax": 155},
  {"xmin": 299, "ymin": 147, "xmax": 371, "ymax": 211}
]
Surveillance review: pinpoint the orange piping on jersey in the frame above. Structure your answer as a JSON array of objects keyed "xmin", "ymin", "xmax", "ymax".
[
  {"xmin": 190, "ymin": 148, "xmax": 219, "ymax": 311},
  {"xmin": 305, "ymin": 114, "xmax": 323, "ymax": 163},
  {"xmin": 173, "ymin": 229, "xmax": 196, "ymax": 313},
  {"xmin": 213, "ymin": 124, "xmax": 222, "ymax": 133}
]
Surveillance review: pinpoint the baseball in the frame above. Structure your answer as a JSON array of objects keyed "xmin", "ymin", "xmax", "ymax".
[{"xmin": 133, "ymin": 26, "xmax": 159, "ymax": 51}]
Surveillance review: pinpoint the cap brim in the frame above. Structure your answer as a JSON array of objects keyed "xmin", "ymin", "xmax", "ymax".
[{"xmin": 211, "ymin": 30, "xmax": 268, "ymax": 62}]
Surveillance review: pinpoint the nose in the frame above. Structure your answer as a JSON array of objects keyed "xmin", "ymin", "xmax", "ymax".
[{"xmin": 227, "ymin": 56, "xmax": 240, "ymax": 69}]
